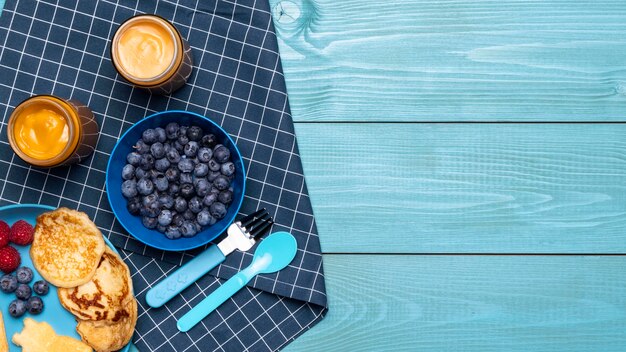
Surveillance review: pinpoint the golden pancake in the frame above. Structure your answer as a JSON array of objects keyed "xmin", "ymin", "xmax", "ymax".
[
  {"xmin": 58, "ymin": 246, "xmax": 133, "ymax": 321},
  {"xmin": 30, "ymin": 208, "xmax": 106, "ymax": 288},
  {"xmin": 12, "ymin": 318, "xmax": 92, "ymax": 352},
  {"xmin": 77, "ymin": 297, "xmax": 137, "ymax": 352}
]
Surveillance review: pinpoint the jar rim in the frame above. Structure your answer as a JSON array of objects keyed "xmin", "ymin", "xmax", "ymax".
[
  {"xmin": 110, "ymin": 14, "xmax": 184, "ymax": 87},
  {"xmin": 7, "ymin": 95, "xmax": 81, "ymax": 167}
]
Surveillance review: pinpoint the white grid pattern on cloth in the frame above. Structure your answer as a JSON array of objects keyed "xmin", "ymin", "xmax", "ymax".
[{"xmin": 0, "ymin": 0, "xmax": 327, "ymax": 350}]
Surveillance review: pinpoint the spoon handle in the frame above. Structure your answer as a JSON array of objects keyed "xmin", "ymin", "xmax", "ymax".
[
  {"xmin": 177, "ymin": 267, "xmax": 255, "ymax": 332},
  {"xmin": 146, "ymin": 245, "xmax": 226, "ymax": 308}
]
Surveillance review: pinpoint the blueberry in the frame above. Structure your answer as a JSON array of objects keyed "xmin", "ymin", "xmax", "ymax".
[
  {"xmin": 164, "ymin": 168, "xmax": 179, "ymax": 183},
  {"xmin": 8, "ymin": 299, "xmax": 26, "ymax": 317},
  {"xmin": 174, "ymin": 140, "xmax": 185, "ymax": 153},
  {"xmin": 210, "ymin": 202, "xmax": 227, "ymax": 220},
  {"xmin": 142, "ymin": 216, "xmax": 158, "ymax": 229},
  {"xmin": 142, "ymin": 192, "xmax": 159, "ymax": 206},
  {"xmin": 180, "ymin": 172, "xmax": 193, "ymax": 184},
  {"xmin": 135, "ymin": 168, "xmax": 148, "ymax": 179},
  {"xmin": 203, "ymin": 193, "xmax": 217, "ymax": 207},
  {"xmin": 141, "ymin": 194, "xmax": 160, "ymax": 217},
  {"xmin": 140, "ymin": 154, "xmax": 155, "ymax": 170},
  {"xmin": 165, "ymin": 226, "xmax": 182, "ymax": 239},
  {"xmin": 0, "ymin": 275, "xmax": 17, "ymax": 293},
  {"xmin": 127, "ymin": 152, "xmax": 142, "ymax": 166},
  {"xmin": 137, "ymin": 178, "xmax": 154, "ymax": 195},
  {"xmin": 174, "ymin": 197, "xmax": 188, "ymax": 212},
  {"xmin": 180, "ymin": 184, "xmax": 195, "ymax": 198},
  {"xmin": 121, "ymin": 164, "xmax": 135, "ymax": 180},
  {"xmin": 218, "ymin": 190, "xmax": 233, "ymax": 204},
  {"xmin": 194, "ymin": 163, "xmax": 209, "ymax": 177},
  {"xmin": 195, "ymin": 179, "xmax": 211, "ymax": 197},
  {"xmin": 197, "ymin": 148, "xmax": 213, "ymax": 163},
  {"xmin": 180, "ymin": 221, "xmax": 197, "ymax": 237},
  {"xmin": 183, "ymin": 209, "xmax": 195, "ymax": 220},
  {"xmin": 151, "ymin": 142, "xmax": 166, "ymax": 159},
  {"xmin": 156, "ymin": 224, "xmax": 167, "ymax": 233},
  {"xmin": 133, "ymin": 139, "xmax": 150, "ymax": 154},
  {"xmin": 196, "ymin": 210, "xmax": 213, "ymax": 226},
  {"xmin": 178, "ymin": 133, "xmax": 189, "ymax": 146},
  {"xmin": 207, "ymin": 171, "xmax": 221, "ymax": 182},
  {"xmin": 178, "ymin": 158, "xmax": 195, "ymax": 173},
  {"xmin": 184, "ymin": 125, "xmax": 201, "ymax": 140},
  {"xmin": 210, "ymin": 187, "xmax": 221, "ymax": 195},
  {"xmin": 165, "ymin": 122, "xmax": 180, "ymax": 139},
  {"xmin": 126, "ymin": 197, "xmax": 142, "ymax": 215},
  {"xmin": 213, "ymin": 175, "xmax": 230, "ymax": 191},
  {"xmin": 16, "ymin": 267, "xmax": 33, "ymax": 284},
  {"xmin": 184, "ymin": 141, "xmax": 199, "ymax": 158},
  {"xmin": 220, "ymin": 162, "xmax": 235, "ymax": 177},
  {"xmin": 154, "ymin": 176, "xmax": 169, "ymax": 192},
  {"xmin": 142, "ymin": 128, "xmax": 158, "ymax": 144},
  {"xmin": 163, "ymin": 142, "xmax": 172, "ymax": 152},
  {"xmin": 158, "ymin": 210, "xmax": 173, "ymax": 226},
  {"xmin": 201, "ymin": 134, "xmax": 217, "ymax": 148},
  {"xmin": 208, "ymin": 159, "xmax": 220, "ymax": 172},
  {"xmin": 155, "ymin": 127, "xmax": 167, "ymax": 143},
  {"xmin": 172, "ymin": 214, "xmax": 185, "ymax": 227},
  {"xmin": 159, "ymin": 194, "xmax": 174, "ymax": 209},
  {"xmin": 188, "ymin": 197, "xmax": 203, "ymax": 213},
  {"xmin": 33, "ymin": 280, "xmax": 49, "ymax": 295},
  {"xmin": 27, "ymin": 296, "xmax": 43, "ymax": 315},
  {"xmin": 15, "ymin": 283, "xmax": 31, "ymax": 300},
  {"xmin": 213, "ymin": 145, "xmax": 231, "ymax": 163},
  {"xmin": 121, "ymin": 180, "xmax": 138, "ymax": 198},
  {"xmin": 166, "ymin": 148, "xmax": 181, "ymax": 164},
  {"xmin": 154, "ymin": 158, "xmax": 171, "ymax": 172},
  {"xmin": 168, "ymin": 183, "xmax": 180, "ymax": 196}
]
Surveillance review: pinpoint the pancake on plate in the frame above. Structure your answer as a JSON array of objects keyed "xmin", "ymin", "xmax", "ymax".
[
  {"xmin": 76, "ymin": 297, "xmax": 137, "ymax": 352},
  {"xmin": 12, "ymin": 318, "xmax": 92, "ymax": 352},
  {"xmin": 30, "ymin": 208, "xmax": 106, "ymax": 288},
  {"xmin": 58, "ymin": 246, "xmax": 134, "ymax": 321}
]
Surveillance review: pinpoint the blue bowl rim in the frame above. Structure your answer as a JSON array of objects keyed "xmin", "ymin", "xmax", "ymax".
[{"xmin": 105, "ymin": 110, "xmax": 246, "ymax": 251}]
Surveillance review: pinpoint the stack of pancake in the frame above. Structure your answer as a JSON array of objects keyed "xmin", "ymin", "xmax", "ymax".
[{"xmin": 30, "ymin": 208, "xmax": 137, "ymax": 352}]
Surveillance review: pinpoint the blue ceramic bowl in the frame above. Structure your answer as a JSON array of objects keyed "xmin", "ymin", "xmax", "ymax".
[{"xmin": 106, "ymin": 110, "xmax": 246, "ymax": 251}]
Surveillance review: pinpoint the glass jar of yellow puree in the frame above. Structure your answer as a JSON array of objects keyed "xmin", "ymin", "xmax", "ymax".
[
  {"xmin": 7, "ymin": 95, "xmax": 99, "ymax": 168},
  {"xmin": 111, "ymin": 14, "xmax": 193, "ymax": 94}
]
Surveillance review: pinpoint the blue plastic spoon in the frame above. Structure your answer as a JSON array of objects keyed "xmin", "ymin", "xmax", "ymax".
[{"xmin": 177, "ymin": 231, "xmax": 298, "ymax": 332}]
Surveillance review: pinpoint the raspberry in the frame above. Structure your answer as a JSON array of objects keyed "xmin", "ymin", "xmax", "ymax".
[
  {"xmin": 10, "ymin": 220, "xmax": 34, "ymax": 246},
  {"xmin": 0, "ymin": 221, "xmax": 10, "ymax": 248},
  {"xmin": 0, "ymin": 246, "xmax": 20, "ymax": 273}
]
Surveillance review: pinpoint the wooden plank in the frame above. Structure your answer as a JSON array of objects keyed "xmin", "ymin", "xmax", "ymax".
[
  {"xmin": 284, "ymin": 254, "xmax": 626, "ymax": 352},
  {"xmin": 296, "ymin": 123, "xmax": 626, "ymax": 253},
  {"xmin": 269, "ymin": 0, "xmax": 626, "ymax": 122}
]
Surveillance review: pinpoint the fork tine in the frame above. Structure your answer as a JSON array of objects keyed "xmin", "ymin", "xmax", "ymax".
[
  {"xmin": 250, "ymin": 219, "xmax": 273, "ymax": 239},
  {"xmin": 240, "ymin": 208, "xmax": 268, "ymax": 228}
]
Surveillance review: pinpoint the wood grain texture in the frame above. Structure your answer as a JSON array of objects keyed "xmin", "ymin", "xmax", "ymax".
[
  {"xmin": 269, "ymin": 0, "xmax": 626, "ymax": 122},
  {"xmin": 284, "ymin": 254, "xmax": 626, "ymax": 352},
  {"xmin": 296, "ymin": 123, "xmax": 626, "ymax": 253}
]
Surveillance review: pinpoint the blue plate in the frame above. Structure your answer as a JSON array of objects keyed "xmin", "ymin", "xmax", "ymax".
[
  {"xmin": 0, "ymin": 204, "xmax": 131, "ymax": 351},
  {"xmin": 106, "ymin": 110, "xmax": 246, "ymax": 251}
]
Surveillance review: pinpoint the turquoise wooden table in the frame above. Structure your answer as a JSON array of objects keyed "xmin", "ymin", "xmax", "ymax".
[
  {"xmin": 267, "ymin": 0, "xmax": 626, "ymax": 351},
  {"xmin": 4, "ymin": 0, "xmax": 626, "ymax": 350}
]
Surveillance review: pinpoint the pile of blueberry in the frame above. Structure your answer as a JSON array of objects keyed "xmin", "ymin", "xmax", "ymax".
[
  {"xmin": 121, "ymin": 123, "xmax": 237, "ymax": 239},
  {"xmin": 1, "ymin": 266, "xmax": 49, "ymax": 317}
]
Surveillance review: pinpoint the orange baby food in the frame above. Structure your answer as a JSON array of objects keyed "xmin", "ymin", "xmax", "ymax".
[
  {"xmin": 8, "ymin": 95, "xmax": 98, "ymax": 168},
  {"xmin": 116, "ymin": 19, "xmax": 175, "ymax": 79},
  {"xmin": 12, "ymin": 104, "xmax": 70, "ymax": 160},
  {"xmin": 111, "ymin": 14, "xmax": 193, "ymax": 94}
]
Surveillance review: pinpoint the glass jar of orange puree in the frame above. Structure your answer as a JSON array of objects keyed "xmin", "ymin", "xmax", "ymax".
[
  {"xmin": 7, "ymin": 95, "xmax": 99, "ymax": 168},
  {"xmin": 111, "ymin": 14, "xmax": 193, "ymax": 94}
]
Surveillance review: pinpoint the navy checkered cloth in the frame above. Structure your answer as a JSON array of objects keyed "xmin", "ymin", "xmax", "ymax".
[{"xmin": 0, "ymin": 0, "xmax": 328, "ymax": 350}]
